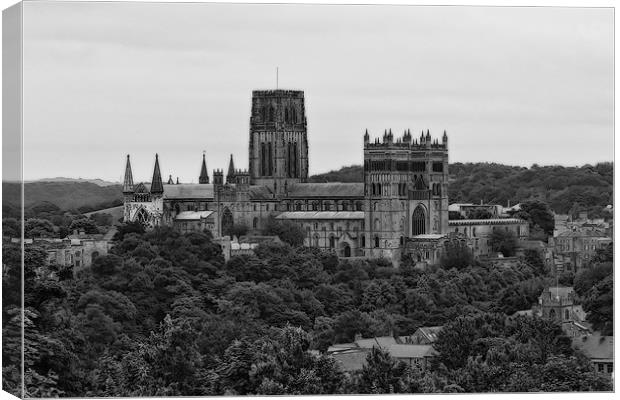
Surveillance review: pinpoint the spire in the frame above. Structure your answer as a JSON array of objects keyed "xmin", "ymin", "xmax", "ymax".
[
  {"xmin": 150, "ymin": 154, "xmax": 164, "ymax": 194},
  {"xmin": 176, "ymin": 177, "xmax": 179, "ymax": 184},
  {"xmin": 199, "ymin": 152, "xmax": 209, "ymax": 184},
  {"xmin": 443, "ymin": 129, "xmax": 448, "ymax": 144},
  {"xmin": 122, "ymin": 155, "xmax": 134, "ymax": 194},
  {"xmin": 226, "ymin": 154, "xmax": 235, "ymax": 184},
  {"xmin": 167, "ymin": 174, "xmax": 174, "ymax": 184}
]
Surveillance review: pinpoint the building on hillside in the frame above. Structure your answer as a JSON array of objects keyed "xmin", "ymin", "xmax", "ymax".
[
  {"xmin": 24, "ymin": 233, "xmax": 110, "ymax": 272},
  {"xmin": 512, "ymin": 286, "xmax": 592, "ymax": 338},
  {"xmin": 447, "ymin": 218, "xmax": 529, "ymax": 258},
  {"xmin": 448, "ymin": 203, "xmax": 503, "ymax": 219},
  {"xmin": 549, "ymin": 228, "xmax": 612, "ymax": 272},
  {"xmin": 121, "ymin": 88, "xmax": 530, "ymax": 266},
  {"xmin": 572, "ymin": 332, "xmax": 614, "ymax": 377},
  {"xmin": 327, "ymin": 334, "xmax": 437, "ymax": 372},
  {"xmin": 400, "ymin": 326, "xmax": 443, "ymax": 345}
]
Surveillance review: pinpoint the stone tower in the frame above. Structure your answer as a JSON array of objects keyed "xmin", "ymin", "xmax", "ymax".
[
  {"xmin": 248, "ymin": 90, "xmax": 309, "ymax": 196},
  {"xmin": 363, "ymin": 129, "xmax": 449, "ymax": 260}
]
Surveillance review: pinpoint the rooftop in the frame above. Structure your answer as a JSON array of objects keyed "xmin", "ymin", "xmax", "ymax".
[
  {"xmin": 163, "ymin": 184, "xmax": 214, "ymax": 199},
  {"xmin": 174, "ymin": 211, "xmax": 214, "ymax": 221},
  {"xmin": 572, "ymin": 332, "xmax": 614, "ymax": 361},
  {"xmin": 448, "ymin": 218, "xmax": 527, "ymax": 226},
  {"xmin": 287, "ymin": 182, "xmax": 364, "ymax": 198},
  {"xmin": 276, "ymin": 211, "xmax": 364, "ymax": 220}
]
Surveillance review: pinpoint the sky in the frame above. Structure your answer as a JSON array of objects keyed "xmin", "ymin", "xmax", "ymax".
[{"xmin": 18, "ymin": 2, "xmax": 614, "ymax": 183}]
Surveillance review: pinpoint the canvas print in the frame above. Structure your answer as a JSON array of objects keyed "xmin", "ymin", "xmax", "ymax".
[{"xmin": 1, "ymin": 1, "xmax": 614, "ymax": 397}]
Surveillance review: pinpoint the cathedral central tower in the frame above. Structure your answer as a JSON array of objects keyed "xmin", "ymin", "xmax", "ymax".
[{"xmin": 248, "ymin": 90, "xmax": 309, "ymax": 195}]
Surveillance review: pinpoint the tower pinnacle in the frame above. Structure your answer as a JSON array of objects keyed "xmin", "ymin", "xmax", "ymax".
[
  {"xmin": 150, "ymin": 154, "xmax": 164, "ymax": 194},
  {"xmin": 122, "ymin": 154, "xmax": 134, "ymax": 194},
  {"xmin": 226, "ymin": 154, "xmax": 235, "ymax": 184},
  {"xmin": 199, "ymin": 152, "xmax": 209, "ymax": 184}
]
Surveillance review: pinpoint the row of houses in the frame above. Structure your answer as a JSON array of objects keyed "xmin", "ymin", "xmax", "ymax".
[{"xmin": 329, "ymin": 287, "xmax": 613, "ymax": 378}]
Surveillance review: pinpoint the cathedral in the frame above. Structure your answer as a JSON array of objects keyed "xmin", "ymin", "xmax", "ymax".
[{"xmin": 122, "ymin": 89, "xmax": 528, "ymax": 265}]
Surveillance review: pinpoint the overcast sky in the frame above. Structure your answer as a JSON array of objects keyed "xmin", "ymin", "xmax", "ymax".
[{"xmin": 21, "ymin": 2, "xmax": 613, "ymax": 183}]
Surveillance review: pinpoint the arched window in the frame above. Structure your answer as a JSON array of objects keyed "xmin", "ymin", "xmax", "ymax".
[
  {"xmin": 285, "ymin": 108, "xmax": 289, "ymax": 122},
  {"xmin": 343, "ymin": 243, "xmax": 351, "ymax": 257},
  {"xmin": 269, "ymin": 106, "xmax": 275, "ymax": 121},
  {"xmin": 329, "ymin": 235, "xmax": 335, "ymax": 248},
  {"xmin": 565, "ymin": 309, "xmax": 570, "ymax": 320},
  {"xmin": 356, "ymin": 201, "xmax": 363, "ymax": 211},
  {"xmin": 374, "ymin": 236, "xmax": 380, "ymax": 248},
  {"xmin": 313, "ymin": 234, "xmax": 319, "ymax": 247},
  {"xmin": 472, "ymin": 227, "xmax": 476, "ymax": 237},
  {"xmin": 412, "ymin": 205, "xmax": 426, "ymax": 236},
  {"xmin": 400, "ymin": 236, "xmax": 404, "ymax": 246},
  {"xmin": 91, "ymin": 251, "xmax": 99, "ymax": 261},
  {"xmin": 253, "ymin": 217, "xmax": 258, "ymax": 229},
  {"xmin": 221, "ymin": 207, "xmax": 234, "ymax": 236},
  {"xmin": 361, "ymin": 235, "xmax": 366, "ymax": 247},
  {"xmin": 296, "ymin": 202, "xmax": 302, "ymax": 211},
  {"xmin": 374, "ymin": 218, "xmax": 380, "ymax": 231},
  {"xmin": 549, "ymin": 308, "xmax": 556, "ymax": 320},
  {"xmin": 312, "ymin": 202, "xmax": 318, "ymax": 211},
  {"xmin": 342, "ymin": 202, "xmax": 348, "ymax": 211}
]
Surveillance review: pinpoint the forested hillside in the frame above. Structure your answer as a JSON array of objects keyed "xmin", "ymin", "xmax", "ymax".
[
  {"xmin": 309, "ymin": 162, "xmax": 613, "ymax": 216},
  {"xmin": 2, "ymin": 226, "xmax": 612, "ymax": 396},
  {"xmin": 2, "ymin": 181, "xmax": 123, "ymax": 217}
]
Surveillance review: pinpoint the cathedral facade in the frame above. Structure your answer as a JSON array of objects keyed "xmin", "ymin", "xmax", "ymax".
[{"xmin": 122, "ymin": 89, "xmax": 526, "ymax": 265}]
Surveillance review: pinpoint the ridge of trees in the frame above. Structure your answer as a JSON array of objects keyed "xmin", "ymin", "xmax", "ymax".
[{"xmin": 309, "ymin": 162, "xmax": 613, "ymax": 216}]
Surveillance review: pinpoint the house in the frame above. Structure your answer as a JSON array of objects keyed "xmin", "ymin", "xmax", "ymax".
[
  {"xmin": 327, "ymin": 334, "xmax": 437, "ymax": 372},
  {"xmin": 572, "ymin": 333, "xmax": 614, "ymax": 376}
]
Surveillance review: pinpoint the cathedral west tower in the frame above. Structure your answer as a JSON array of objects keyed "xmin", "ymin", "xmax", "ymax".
[{"xmin": 248, "ymin": 90, "xmax": 309, "ymax": 196}]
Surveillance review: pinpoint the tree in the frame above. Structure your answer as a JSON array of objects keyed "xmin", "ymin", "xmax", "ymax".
[
  {"xmin": 574, "ymin": 262, "xmax": 613, "ymax": 296},
  {"xmin": 227, "ymin": 223, "xmax": 248, "ymax": 238},
  {"xmin": 24, "ymin": 218, "xmax": 56, "ymax": 238},
  {"xmin": 2, "ymin": 217, "xmax": 21, "ymax": 238},
  {"xmin": 263, "ymin": 216, "xmax": 305, "ymax": 246},
  {"xmin": 582, "ymin": 275, "xmax": 613, "ymax": 335},
  {"xmin": 440, "ymin": 240, "xmax": 474, "ymax": 270},
  {"xmin": 466, "ymin": 208, "xmax": 493, "ymax": 219},
  {"xmin": 69, "ymin": 217, "xmax": 99, "ymax": 234},
  {"xmin": 489, "ymin": 229, "xmax": 517, "ymax": 257},
  {"xmin": 113, "ymin": 221, "xmax": 145, "ymax": 240},
  {"xmin": 523, "ymin": 249, "xmax": 547, "ymax": 276},
  {"xmin": 358, "ymin": 346, "xmax": 410, "ymax": 393},
  {"xmin": 509, "ymin": 201, "xmax": 554, "ymax": 238}
]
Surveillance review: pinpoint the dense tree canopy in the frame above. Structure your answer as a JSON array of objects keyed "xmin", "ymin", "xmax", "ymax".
[{"xmin": 3, "ymin": 223, "xmax": 611, "ymax": 396}]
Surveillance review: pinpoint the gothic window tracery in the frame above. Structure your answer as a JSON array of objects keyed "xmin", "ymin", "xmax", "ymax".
[{"xmin": 412, "ymin": 205, "xmax": 426, "ymax": 236}]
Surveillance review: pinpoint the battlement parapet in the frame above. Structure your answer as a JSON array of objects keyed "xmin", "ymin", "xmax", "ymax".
[{"xmin": 252, "ymin": 89, "xmax": 304, "ymax": 98}]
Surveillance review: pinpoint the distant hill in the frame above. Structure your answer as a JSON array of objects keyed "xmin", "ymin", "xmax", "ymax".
[
  {"xmin": 26, "ymin": 177, "xmax": 119, "ymax": 187},
  {"xmin": 309, "ymin": 162, "xmax": 613, "ymax": 216},
  {"xmin": 308, "ymin": 165, "xmax": 363, "ymax": 183},
  {"xmin": 3, "ymin": 181, "xmax": 123, "ymax": 217}
]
